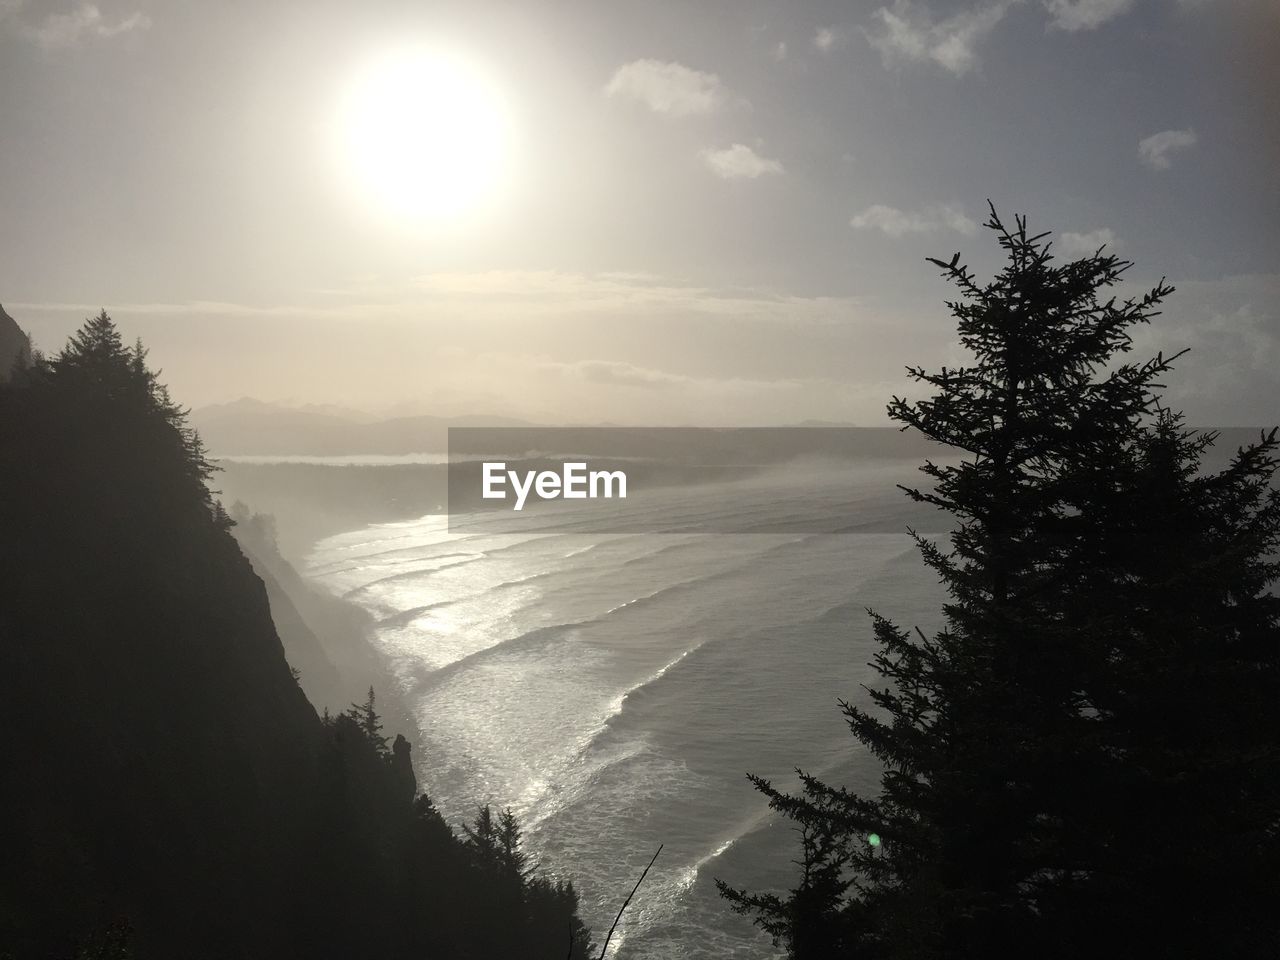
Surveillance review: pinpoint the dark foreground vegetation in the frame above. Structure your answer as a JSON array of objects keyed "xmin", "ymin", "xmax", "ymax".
[
  {"xmin": 719, "ymin": 208, "xmax": 1280, "ymax": 958},
  {"xmin": 0, "ymin": 315, "xmax": 592, "ymax": 959}
]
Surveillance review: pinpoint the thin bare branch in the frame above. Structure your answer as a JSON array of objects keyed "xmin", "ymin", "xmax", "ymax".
[{"xmin": 597, "ymin": 845, "xmax": 663, "ymax": 960}]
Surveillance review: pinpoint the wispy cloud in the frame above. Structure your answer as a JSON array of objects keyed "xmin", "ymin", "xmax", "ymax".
[
  {"xmin": 1058, "ymin": 228, "xmax": 1116, "ymax": 256},
  {"xmin": 531, "ymin": 356, "xmax": 907, "ymax": 424},
  {"xmin": 813, "ymin": 27, "xmax": 846, "ymax": 52},
  {"xmin": 605, "ymin": 59, "xmax": 728, "ymax": 117},
  {"xmin": 1044, "ymin": 0, "xmax": 1134, "ymax": 32},
  {"xmin": 1133, "ymin": 273, "xmax": 1280, "ymax": 425},
  {"xmin": 1138, "ymin": 128, "xmax": 1197, "ymax": 170},
  {"xmin": 701, "ymin": 144, "xmax": 784, "ymax": 180},
  {"xmin": 770, "ymin": 40, "xmax": 788, "ymax": 61},
  {"xmin": 851, "ymin": 203, "xmax": 978, "ymax": 238},
  {"xmin": 863, "ymin": 1, "xmax": 1020, "ymax": 76},
  {"xmin": 6, "ymin": 3, "xmax": 151, "ymax": 50},
  {"xmin": 14, "ymin": 272, "xmax": 869, "ymax": 328},
  {"xmin": 546, "ymin": 359, "xmax": 697, "ymax": 389},
  {"xmin": 400, "ymin": 271, "xmax": 870, "ymax": 323}
]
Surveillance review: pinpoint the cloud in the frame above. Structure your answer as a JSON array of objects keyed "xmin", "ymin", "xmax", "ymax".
[
  {"xmin": 12, "ymin": 272, "xmax": 871, "ymax": 330},
  {"xmin": 864, "ymin": 1, "xmax": 1019, "ymax": 76},
  {"xmin": 525, "ymin": 356, "xmax": 911, "ymax": 426},
  {"xmin": 813, "ymin": 27, "xmax": 846, "ymax": 52},
  {"xmin": 1043, "ymin": 0, "xmax": 1134, "ymax": 31},
  {"xmin": 701, "ymin": 144, "xmax": 784, "ymax": 180},
  {"xmin": 851, "ymin": 203, "xmax": 978, "ymax": 238},
  {"xmin": 771, "ymin": 40, "xmax": 788, "ymax": 61},
  {"xmin": 398, "ymin": 271, "xmax": 872, "ymax": 325},
  {"xmin": 4, "ymin": 277, "xmax": 917, "ymax": 426},
  {"xmin": 605, "ymin": 59, "xmax": 728, "ymax": 117},
  {"xmin": 12, "ymin": 3, "xmax": 151, "ymax": 49},
  {"xmin": 1132, "ymin": 273, "xmax": 1280, "ymax": 425},
  {"xmin": 548, "ymin": 359, "xmax": 695, "ymax": 389},
  {"xmin": 541, "ymin": 357, "xmax": 897, "ymax": 406},
  {"xmin": 1138, "ymin": 128, "xmax": 1198, "ymax": 170},
  {"xmin": 1058, "ymin": 227, "xmax": 1116, "ymax": 255}
]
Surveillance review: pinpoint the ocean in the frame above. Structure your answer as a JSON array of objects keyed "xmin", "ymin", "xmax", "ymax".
[{"xmin": 303, "ymin": 461, "xmax": 947, "ymax": 958}]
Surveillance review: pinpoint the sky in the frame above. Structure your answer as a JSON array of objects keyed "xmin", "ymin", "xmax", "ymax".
[{"xmin": 1, "ymin": 0, "xmax": 1276, "ymax": 426}]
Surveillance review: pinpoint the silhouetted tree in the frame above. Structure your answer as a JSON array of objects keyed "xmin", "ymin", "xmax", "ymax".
[
  {"xmin": 497, "ymin": 806, "xmax": 536, "ymax": 883},
  {"xmin": 463, "ymin": 804, "xmax": 500, "ymax": 860},
  {"xmin": 345, "ymin": 685, "xmax": 389, "ymax": 758},
  {"xmin": 51, "ymin": 313, "xmax": 219, "ymax": 498},
  {"xmin": 718, "ymin": 205, "xmax": 1280, "ymax": 959}
]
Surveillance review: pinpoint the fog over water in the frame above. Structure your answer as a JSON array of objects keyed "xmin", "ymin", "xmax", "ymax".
[{"xmin": 306, "ymin": 463, "xmax": 946, "ymax": 958}]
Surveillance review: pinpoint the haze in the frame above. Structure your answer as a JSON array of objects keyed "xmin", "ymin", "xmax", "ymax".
[{"xmin": 1, "ymin": 0, "xmax": 1276, "ymax": 425}]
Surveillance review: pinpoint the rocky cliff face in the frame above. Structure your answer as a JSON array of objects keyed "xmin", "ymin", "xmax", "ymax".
[{"xmin": 0, "ymin": 304, "xmax": 32, "ymax": 382}]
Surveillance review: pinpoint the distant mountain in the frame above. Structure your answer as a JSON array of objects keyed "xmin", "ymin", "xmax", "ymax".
[
  {"xmin": 0, "ymin": 304, "xmax": 32, "ymax": 382},
  {"xmin": 192, "ymin": 398, "xmax": 534, "ymax": 455}
]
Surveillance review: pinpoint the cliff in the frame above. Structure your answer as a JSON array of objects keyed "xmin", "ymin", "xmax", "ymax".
[
  {"xmin": 0, "ymin": 313, "xmax": 592, "ymax": 959},
  {"xmin": 0, "ymin": 304, "xmax": 32, "ymax": 382}
]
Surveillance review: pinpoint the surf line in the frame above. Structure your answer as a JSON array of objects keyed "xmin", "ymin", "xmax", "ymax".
[{"xmin": 481, "ymin": 462, "xmax": 627, "ymax": 511}]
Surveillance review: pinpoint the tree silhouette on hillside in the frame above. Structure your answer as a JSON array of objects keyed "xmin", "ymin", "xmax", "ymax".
[
  {"xmin": 718, "ymin": 206, "xmax": 1280, "ymax": 959},
  {"xmin": 346, "ymin": 686, "xmax": 390, "ymax": 757},
  {"xmin": 49, "ymin": 311, "xmax": 223, "ymax": 519},
  {"xmin": 0, "ymin": 311, "xmax": 595, "ymax": 960}
]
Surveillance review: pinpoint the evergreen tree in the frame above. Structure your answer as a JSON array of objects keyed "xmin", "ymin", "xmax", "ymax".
[
  {"xmin": 38, "ymin": 310, "xmax": 223, "ymax": 531},
  {"xmin": 409, "ymin": 792, "xmax": 455, "ymax": 849},
  {"xmin": 345, "ymin": 686, "xmax": 389, "ymax": 758},
  {"xmin": 462, "ymin": 804, "xmax": 500, "ymax": 861},
  {"xmin": 52, "ymin": 310, "xmax": 131, "ymax": 391},
  {"xmin": 497, "ymin": 807, "xmax": 536, "ymax": 884},
  {"xmin": 718, "ymin": 205, "xmax": 1280, "ymax": 959}
]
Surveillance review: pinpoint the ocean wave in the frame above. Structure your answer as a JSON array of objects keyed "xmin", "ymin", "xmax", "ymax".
[
  {"xmin": 562, "ymin": 540, "xmax": 607, "ymax": 559},
  {"xmin": 397, "ymin": 542, "xmax": 804, "ymax": 685},
  {"xmin": 578, "ymin": 562, "xmax": 919, "ymax": 756},
  {"xmin": 309, "ymin": 549, "xmax": 481, "ymax": 578},
  {"xmin": 339, "ymin": 554, "xmax": 485, "ymax": 598},
  {"xmin": 408, "ymin": 619, "xmax": 596, "ymax": 693}
]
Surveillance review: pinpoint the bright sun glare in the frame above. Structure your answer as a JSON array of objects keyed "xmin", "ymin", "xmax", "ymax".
[{"xmin": 337, "ymin": 46, "xmax": 513, "ymax": 223}]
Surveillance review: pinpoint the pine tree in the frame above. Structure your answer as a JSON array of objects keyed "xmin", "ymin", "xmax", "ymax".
[
  {"xmin": 409, "ymin": 792, "xmax": 455, "ymax": 848},
  {"xmin": 718, "ymin": 205, "xmax": 1280, "ymax": 959},
  {"xmin": 497, "ymin": 807, "xmax": 536, "ymax": 884},
  {"xmin": 345, "ymin": 686, "xmax": 389, "ymax": 758},
  {"xmin": 462, "ymin": 804, "xmax": 499, "ymax": 861},
  {"xmin": 53, "ymin": 311, "xmax": 131, "ymax": 391},
  {"xmin": 43, "ymin": 311, "xmax": 221, "ymax": 526}
]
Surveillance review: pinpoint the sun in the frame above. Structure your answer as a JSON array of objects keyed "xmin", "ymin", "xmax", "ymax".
[{"xmin": 336, "ymin": 45, "xmax": 514, "ymax": 223}]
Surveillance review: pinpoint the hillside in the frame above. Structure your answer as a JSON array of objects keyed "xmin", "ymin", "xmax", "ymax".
[
  {"xmin": 0, "ymin": 304, "xmax": 32, "ymax": 382},
  {"xmin": 0, "ymin": 314, "xmax": 591, "ymax": 959}
]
